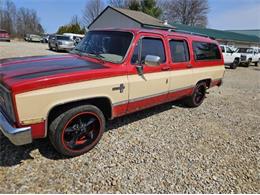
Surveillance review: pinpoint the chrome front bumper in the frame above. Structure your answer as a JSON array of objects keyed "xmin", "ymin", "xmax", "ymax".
[
  {"xmin": 58, "ymin": 44, "xmax": 75, "ymax": 50},
  {"xmin": 0, "ymin": 112, "xmax": 32, "ymax": 145}
]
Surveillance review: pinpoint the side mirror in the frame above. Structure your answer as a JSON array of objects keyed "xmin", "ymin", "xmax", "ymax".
[{"xmin": 144, "ymin": 55, "xmax": 161, "ymax": 67}]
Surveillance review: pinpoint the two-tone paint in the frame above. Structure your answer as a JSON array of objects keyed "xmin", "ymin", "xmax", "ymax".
[{"xmin": 0, "ymin": 28, "xmax": 225, "ymax": 141}]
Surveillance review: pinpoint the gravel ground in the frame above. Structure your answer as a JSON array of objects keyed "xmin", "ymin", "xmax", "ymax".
[
  {"xmin": 0, "ymin": 42, "xmax": 259, "ymax": 193},
  {"xmin": 0, "ymin": 40, "xmax": 66, "ymax": 58}
]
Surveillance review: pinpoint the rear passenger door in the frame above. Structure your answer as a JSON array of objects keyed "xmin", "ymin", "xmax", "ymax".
[
  {"xmin": 127, "ymin": 33, "xmax": 170, "ymax": 113},
  {"xmin": 167, "ymin": 36, "xmax": 194, "ymax": 101}
]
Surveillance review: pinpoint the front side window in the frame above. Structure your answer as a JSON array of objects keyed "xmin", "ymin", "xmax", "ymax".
[
  {"xmin": 226, "ymin": 47, "xmax": 233, "ymax": 53},
  {"xmin": 131, "ymin": 37, "xmax": 166, "ymax": 65},
  {"xmin": 193, "ymin": 42, "xmax": 221, "ymax": 60},
  {"xmin": 73, "ymin": 31, "xmax": 133, "ymax": 63},
  {"xmin": 169, "ymin": 40, "xmax": 190, "ymax": 62}
]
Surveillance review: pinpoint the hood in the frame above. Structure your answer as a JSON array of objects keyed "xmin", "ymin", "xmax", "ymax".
[{"xmin": 0, "ymin": 54, "xmax": 107, "ymax": 84}]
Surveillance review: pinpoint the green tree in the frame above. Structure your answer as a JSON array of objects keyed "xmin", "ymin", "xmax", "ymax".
[
  {"xmin": 57, "ymin": 15, "xmax": 85, "ymax": 34},
  {"xmin": 127, "ymin": 0, "xmax": 161, "ymax": 18},
  {"xmin": 57, "ymin": 23, "xmax": 85, "ymax": 34},
  {"xmin": 128, "ymin": 0, "xmax": 141, "ymax": 11},
  {"xmin": 141, "ymin": 0, "xmax": 161, "ymax": 18}
]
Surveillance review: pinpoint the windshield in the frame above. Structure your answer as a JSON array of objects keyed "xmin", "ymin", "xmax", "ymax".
[
  {"xmin": 57, "ymin": 36, "xmax": 71, "ymax": 41},
  {"xmin": 237, "ymin": 48, "xmax": 253, "ymax": 53},
  {"xmin": 72, "ymin": 31, "xmax": 133, "ymax": 63}
]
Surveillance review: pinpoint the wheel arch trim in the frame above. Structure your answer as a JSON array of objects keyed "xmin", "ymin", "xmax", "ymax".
[{"xmin": 44, "ymin": 96, "xmax": 113, "ymax": 138}]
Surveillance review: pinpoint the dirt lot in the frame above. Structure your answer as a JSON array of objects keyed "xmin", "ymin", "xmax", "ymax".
[
  {"xmin": 0, "ymin": 40, "xmax": 66, "ymax": 59},
  {"xmin": 0, "ymin": 41, "xmax": 259, "ymax": 193}
]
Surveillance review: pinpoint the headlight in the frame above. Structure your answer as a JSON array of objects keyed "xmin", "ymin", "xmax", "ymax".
[{"xmin": 0, "ymin": 84, "xmax": 16, "ymax": 123}]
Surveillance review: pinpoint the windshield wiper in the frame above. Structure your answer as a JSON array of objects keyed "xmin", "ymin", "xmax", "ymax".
[
  {"xmin": 70, "ymin": 48, "xmax": 84, "ymax": 56},
  {"xmin": 88, "ymin": 53, "xmax": 105, "ymax": 59},
  {"xmin": 86, "ymin": 53, "xmax": 106, "ymax": 63}
]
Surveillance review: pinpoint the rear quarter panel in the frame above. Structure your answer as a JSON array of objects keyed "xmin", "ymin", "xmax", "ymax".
[{"xmin": 188, "ymin": 37, "xmax": 225, "ymax": 84}]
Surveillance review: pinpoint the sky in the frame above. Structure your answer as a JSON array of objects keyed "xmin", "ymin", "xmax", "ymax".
[{"xmin": 12, "ymin": 0, "xmax": 260, "ymax": 33}]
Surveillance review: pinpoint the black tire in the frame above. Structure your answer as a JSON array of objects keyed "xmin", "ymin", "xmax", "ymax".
[
  {"xmin": 48, "ymin": 43, "xmax": 52, "ymax": 50},
  {"xmin": 55, "ymin": 44, "xmax": 59, "ymax": 51},
  {"xmin": 49, "ymin": 105, "xmax": 105, "ymax": 157},
  {"xmin": 184, "ymin": 82, "xmax": 207, "ymax": 107},
  {"xmin": 255, "ymin": 61, "xmax": 258, "ymax": 66},
  {"xmin": 245, "ymin": 59, "xmax": 252, "ymax": 67},
  {"xmin": 230, "ymin": 59, "xmax": 239, "ymax": 69}
]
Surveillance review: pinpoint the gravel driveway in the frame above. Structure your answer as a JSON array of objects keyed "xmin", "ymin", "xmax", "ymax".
[
  {"xmin": 0, "ymin": 42, "xmax": 259, "ymax": 193},
  {"xmin": 0, "ymin": 40, "xmax": 66, "ymax": 58}
]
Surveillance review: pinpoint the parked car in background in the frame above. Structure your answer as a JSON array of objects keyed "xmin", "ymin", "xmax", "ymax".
[
  {"xmin": 41, "ymin": 34, "xmax": 49, "ymax": 43},
  {"xmin": 48, "ymin": 34, "xmax": 75, "ymax": 51},
  {"xmin": 236, "ymin": 47, "xmax": 259, "ymax": 67},
  {"xmin": 24, "ymin": 34, "xmax": 30, "ymax": 41},
  {"xmin": 0, "ymin": 29, "xmax": 10, "ymax": 42},
  {"xmin": 220, "ymin": 45, "xmax": 242, "ymax": 69},
  {"xmin": 0, "ymin": 28, "xmax": 225, "ymax": 157},
  {"xmin": 63, "ymin": 33, "xmax": 84, "ymax": 41},
  {"xmin": 251, "ymin": 47, "xmax": 260, "ymax": 65},
  {"xmin": 63, "ymin": 33, "xmax": 85, "ymax": 46},
  {"xmin": 24, "ymin": 34, "xmax": 42, "ymax": 42}
]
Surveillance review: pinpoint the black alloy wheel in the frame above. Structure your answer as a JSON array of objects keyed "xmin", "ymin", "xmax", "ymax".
[
  {"xmin": 49, "ymin": 105, "xmax": 105, "ymax": 157},
  {"xmin": 184, "ymin": 82, "xmax": 207, "ymax": 107}
]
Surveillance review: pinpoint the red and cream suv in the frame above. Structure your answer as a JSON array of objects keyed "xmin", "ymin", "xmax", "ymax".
[{"xmin": 0, "ymin": 28, "xmax": 224, "ymax": 156}]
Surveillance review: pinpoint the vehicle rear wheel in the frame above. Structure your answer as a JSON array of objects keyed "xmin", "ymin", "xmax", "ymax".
[
  {"xmin": 255, "ymin": 61, "xmax": 259, "ymax": 66},
  {"xmin": 245, "ymin": 59, "xmax": 251, "ymax": 67},
  {"xmin": 230, "ymin": 59, "xmax": 239, "ymax": 69},
  {"xmin": 48, "ymin": 43, "xmax": 52, "ymax": 50},
  {"xmin": 184, "ymin": 82, "xmax": 207, "ymax": 107},
  {"xmin": 49, "ymin": 105, "xmax": 105, "ymax": 157}
]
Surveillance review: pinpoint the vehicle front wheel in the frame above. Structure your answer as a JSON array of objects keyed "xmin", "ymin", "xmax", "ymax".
[
  {"xmin": 184, "ymin": 82, "xmax": 207, "ymax": 107},
  {"xmin": 55, "ymin": 44, "xmax": 59, "ymax": 51},
  {"xmin": 230, "ymin": 59, "xmax": 239, "ymax": 69},
  {"xmin": 49, "ymin": 105, "xmax": 105, "ymax": 157},
  {"xmin": 255, "ymin": 61, "xmax": 259, "ymax": 66}
]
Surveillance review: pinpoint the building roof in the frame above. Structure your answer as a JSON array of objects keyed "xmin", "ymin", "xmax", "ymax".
[
  {"xmin": 88, "ymin": 6, "xmax": 173, "ymax": 29},
  {"xmin": 226, "ymin": 29, "xmax": 260, "ymax": 38},
  {"xmin": 171, "ymin": 23, "xmax": 260, "ymax": 43},
  {"xmin": 88, "ymin": 6, "xmax": 259, "ymax": 44}
]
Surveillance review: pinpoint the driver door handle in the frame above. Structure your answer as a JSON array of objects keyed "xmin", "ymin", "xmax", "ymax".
[
  {"xmin": 187, "ymin": 64, "xmax": 193, "ymax": 68},
  {"xmin": 161, "ymin": 66, "xmax": 170, "ymax": 71}
]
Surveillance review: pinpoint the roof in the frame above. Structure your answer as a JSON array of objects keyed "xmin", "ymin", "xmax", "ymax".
[
  {"xmin": 88, "ymin": 6, "xmax": 173, "ymax": 29},
  {"xmin": 226, "ymin": 29, "xmax": 260, "ymax": 38},
  {"xmin": 171, "ymin": 23, "xmax": 260, "ymax": 43},
  {"xmin": 91, "ymin": 27, "xmax": 217, "ymax": 43}
]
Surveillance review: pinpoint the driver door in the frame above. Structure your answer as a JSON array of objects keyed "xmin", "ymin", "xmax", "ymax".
[
  {"xmin": 127, "ymin": 33, "xmax": 170, "ymax": 113},
  {"xmin": 226, "ymin": 46, "xmax": 233, "ymax": 63}
]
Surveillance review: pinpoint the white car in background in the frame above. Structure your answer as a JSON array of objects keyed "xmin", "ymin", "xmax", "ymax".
[
  {"xmin": 220, "ymin": 45, "xmax": 243, "ymax": 69},
  {"xmin": 63, "ymin": 33, "xmax": 85, "ymax": 45},
  {"xmin": 236, "ymin": 47, "xmax": 259, "ymax": 67}
]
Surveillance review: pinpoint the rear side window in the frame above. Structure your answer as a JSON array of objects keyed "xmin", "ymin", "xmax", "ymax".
[
  {"xmin": 169, "ymin": 40, "xmax": 190, "ymax": 62},
  {"xmin": 131, "ymin": 37, "xmax": 166, "ymax": 64},
  {"xmin": 193, "ymin": 42, "xmax": 221, "ymax": 60}
]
